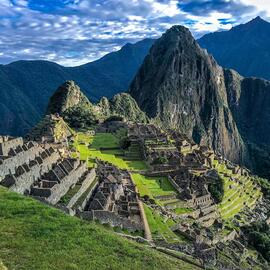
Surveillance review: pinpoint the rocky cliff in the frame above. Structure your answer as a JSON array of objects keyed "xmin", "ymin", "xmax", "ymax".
[
  {"xmin": 129, "ymin": 25, "xmax": 270, "ymax": 177},
  {"xmin": 130, "ymin": 26, "xmax": 246, "ymax": 164},
  {"xmin": 46, "ymin": 80, "xmax": 92, "ymax": 115}
]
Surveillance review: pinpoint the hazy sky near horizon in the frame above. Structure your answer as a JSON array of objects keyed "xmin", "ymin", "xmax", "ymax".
[{"xmin": 0, "ymin": 0, "xmax": 268, "ymax": 66}]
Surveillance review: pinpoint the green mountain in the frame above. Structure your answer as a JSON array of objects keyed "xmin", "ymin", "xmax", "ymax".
[
  {"xmin": 0, "ymin": 39, "xmax": 154, "ymax": 136},
  {"xmin": 198, "ymin": 16, "xmax": 270, "ymax": 80},
  {"xmin": 45, "ymin": 80, "xmax": 147, "ymax": 130},
  {"xmin": 129, "ymin": 25, "xmax": 270, "ymax": 179}
]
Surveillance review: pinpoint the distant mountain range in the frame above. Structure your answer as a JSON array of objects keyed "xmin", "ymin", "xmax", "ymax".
[
  {"xmin": 198, "ymin": 16, "xmax": 270, "ymax": 80},
  {"xmin": 0, "ymin": 38, "xmax": 154, "ymax": 136},
  {"xmin": 2, "ymin": 16, "xmax": 270, "ymax": 138}
]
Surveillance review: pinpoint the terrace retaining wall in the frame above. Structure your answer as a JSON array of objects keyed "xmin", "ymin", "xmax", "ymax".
[
  {"xmin": 67, "ymin": 169, "xmax": 96, "ymax": 209},
  {"xmin": 82, "ymin": 210, "xmax": 144, "ymax": 231}
]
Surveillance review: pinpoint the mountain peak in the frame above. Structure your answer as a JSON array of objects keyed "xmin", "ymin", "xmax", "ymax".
[
  {"xmin": 46, "ymin": 80, "xmax": 91, "ymax": 115},
  {"xmin": 252, "ymin": 16, "xmax": 264, "ymax": 22},
  {"xmin": 164, "ymin": 25, "xmax": 191, "ymax": 38},
  {"xmin": 248, "ymin": 16, "xmax": 268, "ymax": 25}
]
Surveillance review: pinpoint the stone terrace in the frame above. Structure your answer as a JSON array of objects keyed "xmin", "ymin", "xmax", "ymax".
[
  {"xmin": 31, "ymin": 158, "xmax": 89, "ymax": 205},
  {"xmin": 1, "ymin": 147, "xmax": 60, "ymax": 194}
]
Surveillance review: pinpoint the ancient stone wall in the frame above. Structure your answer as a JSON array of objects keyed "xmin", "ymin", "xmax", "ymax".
[
  {"xmin": 82, "ymin": 210, "xmax": 144, "ymax": 231},
  {"xmin": 167, "ymin": 176, "xmax": 182, "ymax": 194},
  {"xmin": 0, "ymin": 143, "xmax": 44, "ymax": 179},
  {"xmin": 0, "ymin": 137, "xmax": 23, "ymax": 156},
  {"xmin": 45, "ymin": 162, "xmax": 87, "ymax": 205},
  {"xmin": 10, "ymin": 150, "xmax": 60, "ymax": 194},
  {"xmin": 67, "ymin": 169, "xmax": 96, "ymax": 209}
]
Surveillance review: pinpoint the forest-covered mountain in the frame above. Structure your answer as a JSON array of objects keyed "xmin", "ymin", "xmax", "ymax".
[
  {"xmin": 198, "ymin": 16, "xmax": 270, "ymax": 80},
  {"xmin": 0, "ymin": 38, "xmax": 154, "ymax": 136}
]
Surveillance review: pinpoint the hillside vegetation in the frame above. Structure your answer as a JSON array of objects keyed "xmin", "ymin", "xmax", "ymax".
[
  {"xmin": 0, "ymin": 186, "xmax": 199, "ymax": 270},
  {"xmin": 0, "ymin": 39, "xmax": 154, "ymax": 136}
]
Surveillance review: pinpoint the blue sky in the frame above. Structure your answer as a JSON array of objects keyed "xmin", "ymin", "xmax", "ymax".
[{"xmin": 0, "ymin": 0, "xmax": 268, "ymax": 66}]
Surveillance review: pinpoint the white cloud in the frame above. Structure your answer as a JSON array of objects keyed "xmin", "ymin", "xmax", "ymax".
[
  {"xmin": 0, "ymin": 0, "xmax": 267, "ymax": 66},
  {"xmin": 239, "ymin": 0, "xmax": 270, "ymax": 16},
  {"xmin": 187, "ymin": 12, "xmax": 233, "ymax": 34}
]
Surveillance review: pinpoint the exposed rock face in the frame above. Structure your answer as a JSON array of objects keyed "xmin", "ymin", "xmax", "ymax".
[
  {"xmin": 46, "ymin": 81, "xmax": 147, "ymax": 128},
  {"xmin": 224, "ymin": 70, "xmax": 270, "ymax": 178},
  {"xmin": 130, "ymin": 26, "xmax": 246, "ymax": 164},
  {"xmin": 46, "ymin": 80, "xmax": 91, "ymax": 115}
]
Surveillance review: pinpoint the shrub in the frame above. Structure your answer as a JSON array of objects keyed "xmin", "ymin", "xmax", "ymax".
[
  {"xmin": 243, "ymin": 221, "xmax": 270, "ymax": 262},
  {"xmin": 152, "ymin": 156, "xmax": 168, "ymax": 165},
  {"xmin": 208, "ymin": 174, "xmax": 224, "ymax": 203}
]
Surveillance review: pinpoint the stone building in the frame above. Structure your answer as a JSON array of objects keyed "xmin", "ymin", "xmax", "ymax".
[{"xmin": 83, "ymin": 160, "xmax": 144, "ymax": 231}]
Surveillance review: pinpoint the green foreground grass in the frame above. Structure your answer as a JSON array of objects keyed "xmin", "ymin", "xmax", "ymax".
[{"xmin": 0, "ymin": 187, "xmax": 196, "ymax": 270}]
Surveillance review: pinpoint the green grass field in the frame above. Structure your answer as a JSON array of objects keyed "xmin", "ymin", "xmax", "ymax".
[
  {"xmin": 0, "ymin": 186, "xmax": 197, "ymax": 270},
  {"xmin": 74, "ymin": 133, "xmax": 147, "ymax": 171},
  {"xmin": 143, "ymin": 204, "xmax": 184, "ymax": 243},
  {"xmin": 131, "ymin": 174, "xmax": 176, "ymax": 199}
]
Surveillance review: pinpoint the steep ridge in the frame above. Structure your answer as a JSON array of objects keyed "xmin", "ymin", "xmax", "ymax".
[
  {"xmin": 45, "ymin": 81, "xmax": 147, "ymax": 130},
  {"xmin": 224, "ymin": 70, "xmax": 270, "ymax": 178},
  {"xmin": 129, "ymin": 25, "xmax": 247, "ymax": 165},
  {"xmin": 129, "ymin": 25, "xmax": 270, "ymax": 178},
  {"xmin": 198, "ymin": 16, "xmax": 270, "ymax": 80},
  {"xmin": 47, "ymin": 80, "xmax": 92, "ymax": 115},
  {"xmin": 0, "ymin": 39, "xmax": 154, "ymax": 136}
]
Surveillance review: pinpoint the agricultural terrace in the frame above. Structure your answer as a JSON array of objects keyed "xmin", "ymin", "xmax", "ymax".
[
  {"xmin": 212, "ymin": 160, "xmax": 262, "ymax": 220},
  {"xmin": 143, "ymin": 204, "xmax": 189, "ymax": 243}
]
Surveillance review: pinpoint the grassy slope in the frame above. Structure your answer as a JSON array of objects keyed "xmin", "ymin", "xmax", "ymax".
[
  {"xmin": 131, "ymin": 174, "xmax": 176, "ymax": 199},
  {"xmin": 0, "ymin": 187, "xmax": 199, "ymax": 270}
]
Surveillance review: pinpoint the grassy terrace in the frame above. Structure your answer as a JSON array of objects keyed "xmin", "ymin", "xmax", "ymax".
[
  {"xmin": 74, "ymin": 132, "xmax": 147, "ymax": 171},
  {"xmin": 143, "ymin": 204, "xmax": 187, "ymax": 243},
  {"xmin": 0, "ymin": 186, "xmax": 194, "ymax": 270},
  {"xmin": 213, "ymin": 161, "xmax": 262, "ymax": 220}
]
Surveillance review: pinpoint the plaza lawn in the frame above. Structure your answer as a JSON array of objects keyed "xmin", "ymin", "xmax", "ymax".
[
  {"xmin": 131, "ymin": 174, "xmax": 176, "ymax": 200},
  {"xmin": 173, "ymin": 208, "xmax": 194, "ymax": 215},
  {"xmin": 0, "ymin": 186, "xmax": 195, "ymax": 270},
  {"xmin": 74, "ymin": 132, "xmax": 148, "ymax": 171}
]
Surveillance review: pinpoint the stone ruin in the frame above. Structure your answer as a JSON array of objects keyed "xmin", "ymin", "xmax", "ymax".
[
  {"xmin": 126, "ymin": 124, "xmax": 220, "ymax": 227},
  {"xmin": 0, "ymin": 135, "xmax": 91, "ymax": 207},
  {"xmin": 81, "ymin": 160, "xmax": 144, "ymax": 231},
  {"xmin": 30, "ymin": 158, "xmax": 90, "ymax": 205},
  {"xmin": 169, "ymin": 168, "xmax": 218, "ymax": 227}
]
